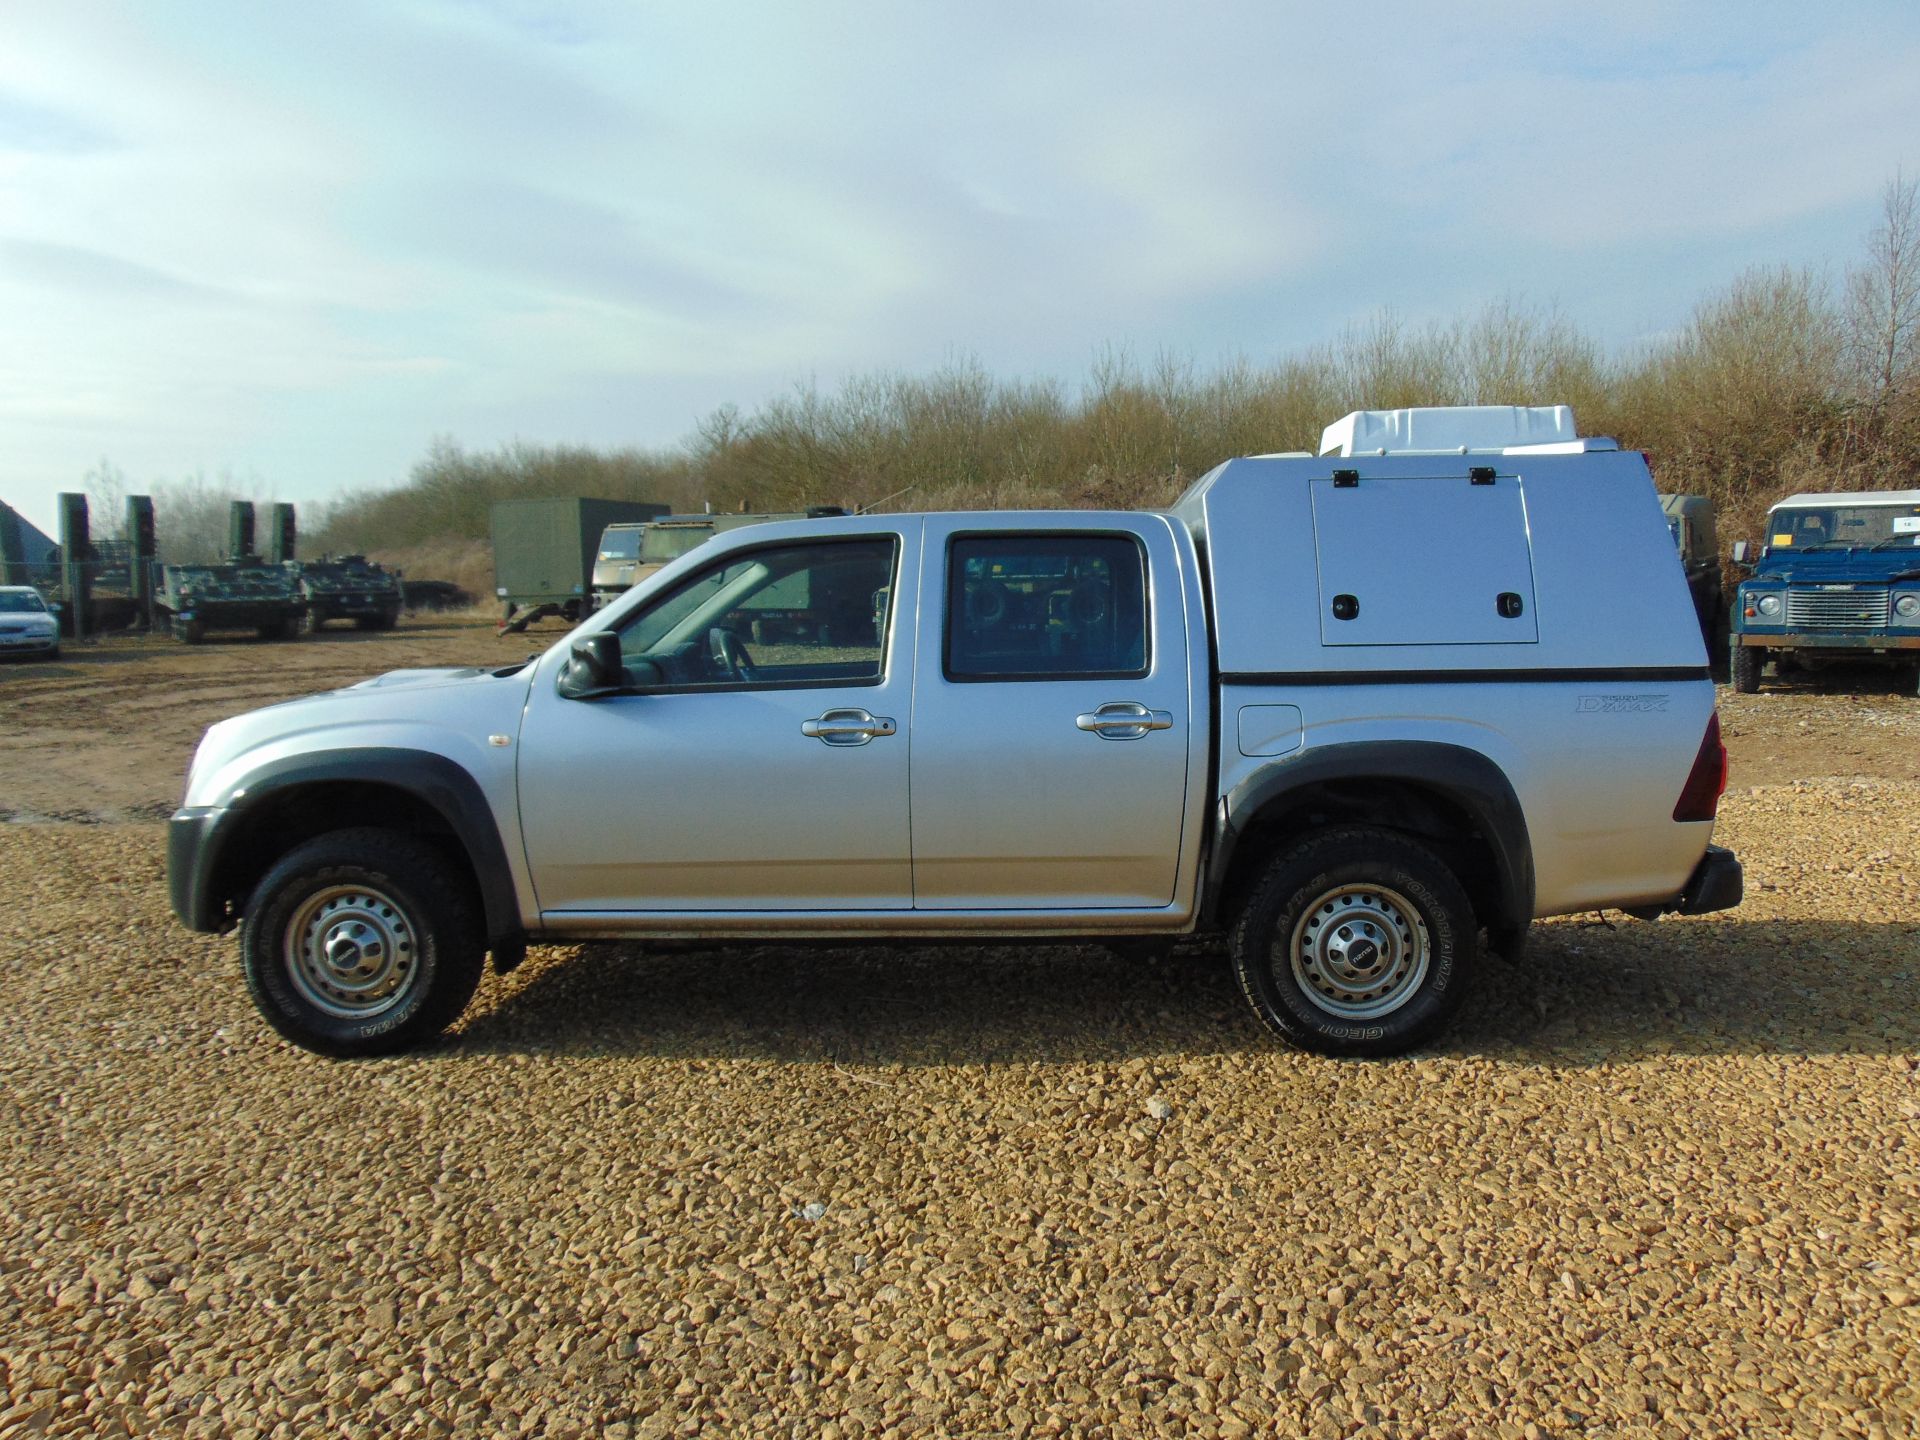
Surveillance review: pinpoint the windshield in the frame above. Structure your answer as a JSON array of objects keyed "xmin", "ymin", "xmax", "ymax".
[
  {"xmin": 639, "ymin": 525, "xmax": 713, "ymax": 564},
  {"xmin": 1665, "ymin": 517, "xmax": 1683, "ymax": 548},
  {"xmin": 0, "ymin": 591, "xmax": 48, "ymax": 614},
  {"xmin": 598, "ymin": 529, "xmax": 642, "ymax": 560},
  {"xmin": 1769, "ymin": 504, "xmax": 1920, "ymax": 549}
]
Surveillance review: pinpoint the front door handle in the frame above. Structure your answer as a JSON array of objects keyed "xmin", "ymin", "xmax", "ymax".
[
  {"xmin": 1075, "ymin": 701, "xmax": 1174, "ymax": 740},
  {"xmin": 801, "ymin": 708, "xmax": 898, "ymax": 746}
]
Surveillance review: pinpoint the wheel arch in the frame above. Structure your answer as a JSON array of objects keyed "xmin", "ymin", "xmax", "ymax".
[
  {"xmin": 178, "ymin": 749, "xmax": 520, "ymax": 951},
  {"xmin": 1206, "ymin": 741, "xmax": 1534, "ymax": 937}
]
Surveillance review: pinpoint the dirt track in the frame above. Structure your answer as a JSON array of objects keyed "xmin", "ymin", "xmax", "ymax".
[{"xmin": 1, "ymin": 621, "xmax": 1917, "ymax": 1438}]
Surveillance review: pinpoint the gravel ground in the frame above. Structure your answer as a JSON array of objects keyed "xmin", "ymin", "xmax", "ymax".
[{"xmin": 2, "ymin": 640, "xmax": 1918, "ymax": 1438}]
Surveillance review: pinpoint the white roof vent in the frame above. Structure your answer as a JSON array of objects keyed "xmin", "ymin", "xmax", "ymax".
[{"xmin": 1319, "ymin": 404, "xmax": 1613, "ymax": 457}]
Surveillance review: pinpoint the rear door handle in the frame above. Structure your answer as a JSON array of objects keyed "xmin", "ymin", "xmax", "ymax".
[
  {"xmin": 801, "ymin": 708, "xmax": 898, "ymax": 746},
  {"xmin": 1075, "ymin": 700, "xmax": 1174, "ymax": 740}
]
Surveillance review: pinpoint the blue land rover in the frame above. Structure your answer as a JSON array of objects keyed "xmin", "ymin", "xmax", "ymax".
[{"xmin": 1730, "ymin": 489, "xmax": 1920, "ymax": 695}]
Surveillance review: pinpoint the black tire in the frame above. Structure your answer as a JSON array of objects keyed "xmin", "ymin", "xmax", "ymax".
[
  {"xmin": 178, "ymin": 618, "xmax": 205, "ymax": 645},
  {"xmin": 1228, "ymin": 827, "xmax": 1476, "ymax": 1057},
  {"xmin": 1730, "ymin": 642, "xmax": 1760, "ymax": 694},
  {"xmin": 241, "ymin": 828, "xmax": 485, "ymax": 1058}
]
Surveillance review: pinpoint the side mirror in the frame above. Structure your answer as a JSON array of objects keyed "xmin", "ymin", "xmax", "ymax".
[
  {"xmin": 1730, "ymin": 540, "xmax": 1750, "ymax": 566},
  {"xmin": 558, "ymin": 632, "xmax": 627, "ymax": 699}
]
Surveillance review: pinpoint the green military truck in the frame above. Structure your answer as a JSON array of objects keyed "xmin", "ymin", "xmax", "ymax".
[
  {"xmin": 590, "ymin": 508, "xmax": 849, "ymax": 611},
  {"xmin": 494, "ymin": 498, "xmax": 667, "ymax": 633},
  {"xmin": 1658, "ymin": 493, "xmax": 1723, "ymax": 654}
]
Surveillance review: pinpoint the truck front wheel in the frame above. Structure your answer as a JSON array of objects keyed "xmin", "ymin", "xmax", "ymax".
[
  {"xmin": 1730, "ymin": 642, "xmax": 1761, "ymax": 694},
  {"xmin": 1229, "ymin": 828, "xmax": 1475, "ymax": 1057},
  {"xmin": 241, "ymin": 828, "xmax": 485, "ymax": 1058}
]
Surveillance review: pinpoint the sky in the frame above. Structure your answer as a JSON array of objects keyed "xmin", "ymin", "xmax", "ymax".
[{"xmin": 3, "ymin": 0, "xmax": 1918, "ymax": 535}]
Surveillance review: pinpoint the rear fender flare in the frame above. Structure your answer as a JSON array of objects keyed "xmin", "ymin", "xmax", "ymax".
[{"xmin": 1207, "ymin": 741, "xmax": 1535, "ymax": 931}]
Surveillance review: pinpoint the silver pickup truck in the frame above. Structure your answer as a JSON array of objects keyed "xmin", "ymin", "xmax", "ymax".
[{"xmin": 169, "ymin": 406, "xmax": 1740, "ymax": 1058}]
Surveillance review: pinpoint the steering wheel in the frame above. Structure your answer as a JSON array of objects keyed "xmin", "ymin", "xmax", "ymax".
[{"xmin": 707, "ymin": 626, "xmax": 757, "ymax": 683}]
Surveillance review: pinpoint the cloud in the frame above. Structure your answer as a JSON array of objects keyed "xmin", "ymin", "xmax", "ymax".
[
  {"xmin": 0, "ymin": 238, "xmax": 230, "ymax": 301},
  {"xmin": 0, "ymin": 92, "xmax": 114, "ymax": 154}
]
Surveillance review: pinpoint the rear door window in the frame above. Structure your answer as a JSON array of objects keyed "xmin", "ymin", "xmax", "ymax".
[{"xmin": 945, "ymin": 534, "xmax": 1148, "ymax": 680}]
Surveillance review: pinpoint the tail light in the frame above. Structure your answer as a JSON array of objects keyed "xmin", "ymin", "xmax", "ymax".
[{"xmin": 1673, "ymin": 712, "xmax": 1728, "ymax": 822}]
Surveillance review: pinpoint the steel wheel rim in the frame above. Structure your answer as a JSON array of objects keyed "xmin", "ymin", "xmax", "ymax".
[
  {"xmin": 284, "ymin": 884, "xmax": 419, "ymax": 1020},
  {"xmin": 1286, "ymin": 883, "xmax": 1430, "ymax": 1020}
]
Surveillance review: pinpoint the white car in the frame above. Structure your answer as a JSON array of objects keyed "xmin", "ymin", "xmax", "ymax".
[{"xmin": 0, "ymin": 586, "xmax": 61, "ymax": 659}]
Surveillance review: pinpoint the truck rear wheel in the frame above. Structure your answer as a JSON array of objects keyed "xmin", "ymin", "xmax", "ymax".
[
  {"xmin": 1228, "ymin": 828, "xmax": 1475, "ymax": 1057},
  {"xmin": 241, "ymin": 828, "xmax": 485, "ymax": 1058},
  {"xmin": 1730, "ymin": 642, "xmax": 1760, "ymax": 694}
]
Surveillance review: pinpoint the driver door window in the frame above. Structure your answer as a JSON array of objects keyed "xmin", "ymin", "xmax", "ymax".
[{"xmin": 617, "ymin": 538, "xmax": 896, "ymax": 689}]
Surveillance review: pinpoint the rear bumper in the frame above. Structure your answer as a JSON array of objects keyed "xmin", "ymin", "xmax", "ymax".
[
  {"xmin": 1627, "ymin": 844, "xmax": 1743, "ymax": 921},
  {"xmin": 1675, "ymin": 844, "xmax": 1743, "ymax": 915}
]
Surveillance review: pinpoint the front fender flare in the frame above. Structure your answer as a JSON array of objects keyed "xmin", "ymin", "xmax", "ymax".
[{"xmin": 168, "ymin": 747, "xmax": 521, "ymax": 950}]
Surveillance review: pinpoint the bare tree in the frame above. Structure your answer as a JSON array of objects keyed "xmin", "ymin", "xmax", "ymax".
[
  {"xmin": 150, "ymin": 470, "xmax": 276, "ymax": 564},
  {"xmin": 83, "ymin": 458, "xmax": 130, "ymax": 540},
  {"xmin": 1845, "ymin": 171, "xmax": 1920, "ymax": 407}
]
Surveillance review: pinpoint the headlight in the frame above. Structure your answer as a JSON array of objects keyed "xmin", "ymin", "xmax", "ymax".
[
  {"xmin": 1896, "ymin": 593, "xmax": 1920, "ymax": 619},
  {"xmin": 1756, "ymin": 593, "xmax": 1782, "ymax": 617}
]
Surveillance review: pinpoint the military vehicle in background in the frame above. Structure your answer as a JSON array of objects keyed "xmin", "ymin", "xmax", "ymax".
[
  {"xmin": 1658, "ymin": 493, "xmax": 1723, "ymax": 652},
  {"xmin": 493, "ymin": 498, "xmax": 668, "ymax": 633},
  {"xmin": 293, "ymin": 555, "xmax": 404, "ymax": 632},
  {"xmin": 400, "ymin": 578, "xmax": 472, "ymax": 612},
  {"xmin": 158, "ymin": 560, "xmax": 304, "ymax": 644},
  {"xmin": 591, "ymin": 507, "xmax": 850, "ymax": 611},
  {"xmin": 1729, "ymin": 489, "xmax": 1920, "ymax": 694}
]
